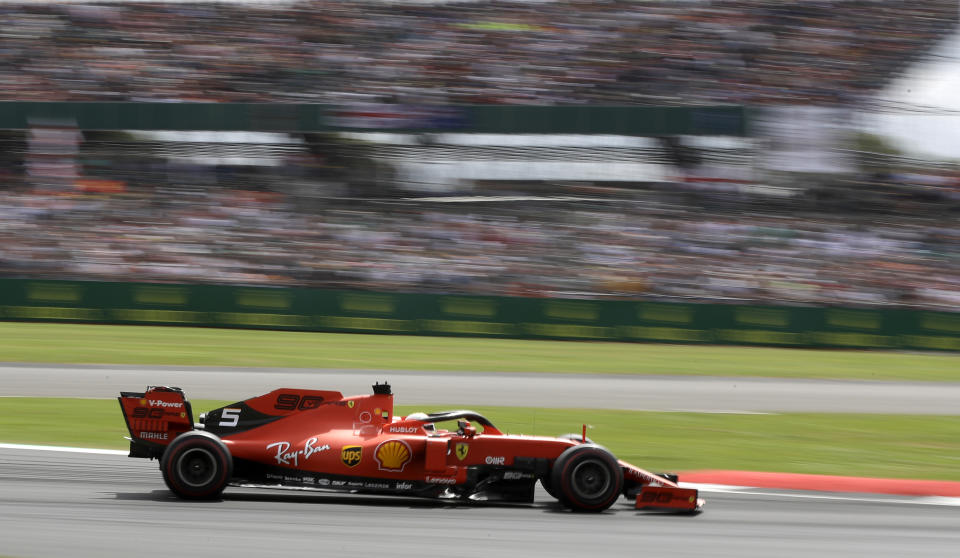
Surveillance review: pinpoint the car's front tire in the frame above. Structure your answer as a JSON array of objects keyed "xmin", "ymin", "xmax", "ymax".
[
  {"xmin": 541, "ymin": 434, "xmax": 595, "ymax": 499},
  {"xmin": 550, "ymin": 444, "xmax": 623, "ymax": 512},
  {"xmin": 161, "ymin": 431, "xmax": 232, "ymax": 500}
]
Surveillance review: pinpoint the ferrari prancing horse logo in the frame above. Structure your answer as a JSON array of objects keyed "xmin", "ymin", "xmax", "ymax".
[
  {"xmin": 341, "ymin": 445, "xmax": 361, "ymax": 467},
  {"xmin": 455, "ymin": 443, "xmax": 469, "ymax": 461}
]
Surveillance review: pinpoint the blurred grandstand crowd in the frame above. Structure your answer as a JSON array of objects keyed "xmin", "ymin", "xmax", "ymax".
[
  {"xmin": 1, "ymin": 175, "xmax": 958, "ymax": 309},
  {"xmin": 0, "ymin": 0, "xmax": 959, "ymax": 311},
  {"xmin": 0, "ymin": 0, "xmax": 956, "ymax": 106}
]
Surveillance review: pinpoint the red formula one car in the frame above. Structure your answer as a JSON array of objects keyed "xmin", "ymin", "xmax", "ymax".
[{"xmin": 118, "ymin": 383, "xmax": 703, "ymax": 513}]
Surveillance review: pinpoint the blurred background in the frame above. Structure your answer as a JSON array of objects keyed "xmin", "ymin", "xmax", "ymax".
[{"xmin": 0, "ymin": 0, "xmax": 958, "ymax": 312}]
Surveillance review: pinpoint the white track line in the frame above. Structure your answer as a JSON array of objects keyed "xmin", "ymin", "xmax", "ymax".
[
  {"xmin": 2, "ymin": 443, "xmax": 958, "ymax": 507},
  {"xmin": 681, "ymin": 482, "xmax": 960, "ymax": 507},
  {"xmin": 0, "ymin": 442, "xmax": 127, "ymax": 455}
]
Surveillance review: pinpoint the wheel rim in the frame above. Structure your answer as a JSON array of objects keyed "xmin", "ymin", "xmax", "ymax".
[
  {"xmin": 570, "ymin": 458, "xmax": 611, "ymax": 501},
  {"xmin": 176, "ymin": 448, "xmax": 218, "ymax": 488}
]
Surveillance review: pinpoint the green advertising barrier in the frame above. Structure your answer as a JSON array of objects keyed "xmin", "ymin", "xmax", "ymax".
[
  {"xmin": 0, "ymin": 279, "xmax": 957, "ymax": 351},
  {"xmin": 0, "ymin": 102, "xmax": 747, "ymax": 136}
]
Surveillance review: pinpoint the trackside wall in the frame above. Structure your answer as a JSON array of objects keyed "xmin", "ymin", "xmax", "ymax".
[{"xmin": 0, "ymin": 279, "xmax": 957, "ymax": 351}]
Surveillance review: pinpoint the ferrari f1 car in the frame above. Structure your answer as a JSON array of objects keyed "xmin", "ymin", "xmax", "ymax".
[{"xmin": 118, "ymin": 383, "xmax": 703, "ymax": 513}]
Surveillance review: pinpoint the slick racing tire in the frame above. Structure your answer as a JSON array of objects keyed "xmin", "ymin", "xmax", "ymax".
[
  {"xmin": 550, "ymin": 444, "xmax": 623, "ymax": 513},
  {"xmin": 161, "ymin": 431, "xmax": 233, "ymax": 500},
  {"xmin": 541, "ymin": 434, "xmax": 595, "ymax": 499}
]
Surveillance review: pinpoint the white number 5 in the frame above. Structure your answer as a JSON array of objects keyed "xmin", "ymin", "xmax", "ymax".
[{"xmin": 219, "ymin": 408, "xmax": 241, "ymax": 427}]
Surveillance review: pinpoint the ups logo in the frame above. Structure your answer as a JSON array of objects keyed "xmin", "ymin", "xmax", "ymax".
[{"xmin": 341, "ymin": 445, "xmax": 361, "ymax": 467}]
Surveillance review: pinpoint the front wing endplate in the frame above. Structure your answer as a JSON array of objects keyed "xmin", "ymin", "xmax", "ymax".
[{"xmin": 635, "ymin": 486, "xmax": 703, "ymax": 512}]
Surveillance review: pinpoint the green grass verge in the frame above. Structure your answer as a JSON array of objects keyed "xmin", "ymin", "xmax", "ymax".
[
  {"xmin": 1, "ymin": 322, "xmax": 958, "ymax": 380},
  {"xmin": 3, "ymin": 397, "xmax": 958, "ymax": 481}
]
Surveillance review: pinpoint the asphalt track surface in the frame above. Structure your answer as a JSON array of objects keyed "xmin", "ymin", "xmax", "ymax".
[
  {"xmin": 3, "ymin": 363, "xmax": 960, "ymax": 414},
  {"xmin": 1, "ymin": 447, "xmax": 958, "ymax": 558},
  {"xmin": 4, "ymin": 366, "xmax": 960, "ymax": 557}
]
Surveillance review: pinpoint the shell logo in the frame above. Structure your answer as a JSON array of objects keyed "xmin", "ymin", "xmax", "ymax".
[{"xmin": 374, "ymin": 440, "xmax": 412, "ymax": 472}]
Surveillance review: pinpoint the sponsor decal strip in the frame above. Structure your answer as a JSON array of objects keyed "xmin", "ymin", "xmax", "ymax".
[
  {"xmin": 387, "ymin": 426, "xmax": 419, "ymax": 434},
  {"xmin": 425, "ymin": 476, "xmax": 456, "ymax": 484},
  {"xmin": 146, "ymin": 399, "xmax": 183, "ymax": 408},
  {"xmin": 260, "ymin": 469, "xmax": 419, "ymax": 491},
  {"xmin": 239, "ymin": 480, "xmax": 417, "ymax": 492},
  {"xmin": 266, "ymin": 438, "xmax": 331, "ymax": 467}
]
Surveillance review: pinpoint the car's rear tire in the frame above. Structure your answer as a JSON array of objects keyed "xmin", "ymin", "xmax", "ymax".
[
  {"xmin": 550, "ymin": 444, "xmax": 623, "ymax": 512},
  {"xmin": 161, "ymin": 431, "xmax": 232, "ymax": 500}
]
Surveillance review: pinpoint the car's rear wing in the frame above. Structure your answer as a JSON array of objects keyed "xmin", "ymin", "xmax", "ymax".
[{"xmin": 118, "ymin": 386, "xmax": 195, "ymax": 458}]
